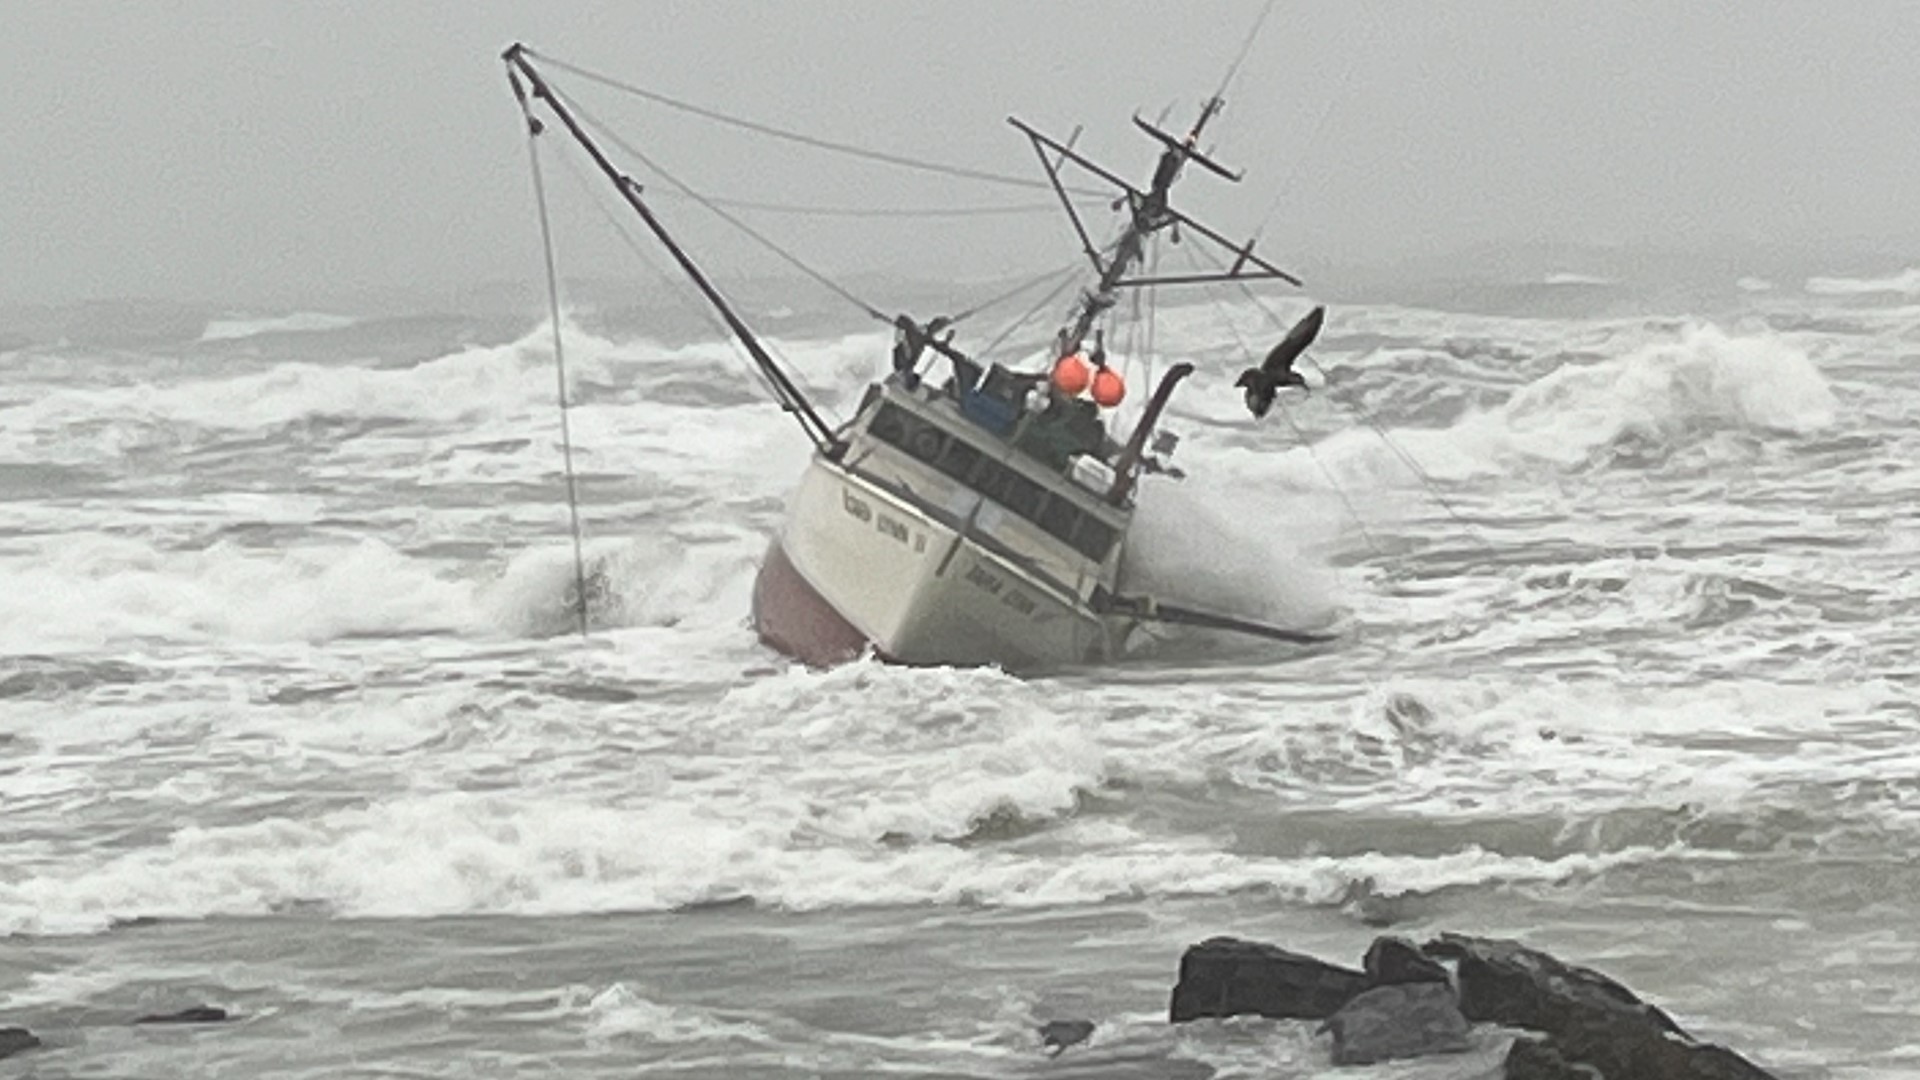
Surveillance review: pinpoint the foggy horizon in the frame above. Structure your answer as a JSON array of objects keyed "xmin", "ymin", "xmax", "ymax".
[{"xmin": 4, "ymin": 2, "xmax": 1916, "ymax": 310}]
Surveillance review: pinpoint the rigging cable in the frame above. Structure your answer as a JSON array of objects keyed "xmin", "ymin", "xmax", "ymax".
[
  {"xmin": 567, "ymin": 88, "xmax": 1084, "ymax": 334},
  {"xmin": 1247, "ymin": 0, "xmax": 1375, "ymax": 242},
  {"xmin": 1214, "ymin": 0, "xmax": 1280, "ymax": 102},
  {"xmin": 511, "ymin": 77, "xmax": 592, "ymax": 639},
  {"xmin": 645, "ymin": 190, "xmax": 1097, "ymax": 219},
  {"xmin": 1144, "ymin": 234, "xmax": 1161, "ymax": 391},
  {"xmin": 1122, "ymin": 262, "xmax": 1143, "ymax": 386},
  {"xmin": 975, "ymin": 264, "xmax": 1088, "ymax": 359},
  {"xmin": 525, "ymin": 47, "xmax": 1108, "ymax": 197},
  {"xmin": 950, "ymin": 259, "xmax": 1087, "ymax": 326},
  {"xmin": 549, "ymin": 119, "xmax": 1085, "ymax": 432},
  {"xmin": 1190, "ymin": 243, "xmax": 1483, "ymax": 535},
  {"xmin": 1180, "ymin": 244, "xmax": 1387, "ymax": 559},
  {"xmin": 549, "ymin": 144, "xmax": 793, "ymax": 419},
  {"xmin": 550, "ymin": 80, "xmax": 1108, "ymax": 425},
  {"xmin": 1144, "ymin": 238, "xmax": 1160, "ymax": 390},
  {"xmin": 560, "ymin": 89, "xmax": 892, "ymax": 326}
]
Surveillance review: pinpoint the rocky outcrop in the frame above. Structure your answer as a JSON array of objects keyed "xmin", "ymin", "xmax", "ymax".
[
  {"xmin": 0, "ymin": 1027, "xmax": 40, "ymax": 1060},
  {"xmin": 1424, "ymin": 934, "xmax": 1776, "ymax": 1080},
  {"xmin": 1036, "ymin": 1019, "xmax": 1094, "ymax": 1055},
  {"xmin": 1167, "ymin": 932, "xmax": 1781, "ymax": 1078},
  {"xmin": 1168, "ymin": 936, "xmax": 1369, "ymax": 1022},
  {"xmin": 1424, "ymin": 933, "xmax": 1682, "ymax": 1036},
  {"xmin": 134, "ymin": 1006, "xmax": 230, "ymax": 1025},
  {"xmin": 1364, "ymin": 935, "xmax": 1449, "ymax": 987},
  {"xmin": 1320, "ymin": 983, "xmax": 1471, "ymax": 1066},
  {"xmin": 1504, "ymin": 1034, "xmax": 1603, "ymax": 1079}
]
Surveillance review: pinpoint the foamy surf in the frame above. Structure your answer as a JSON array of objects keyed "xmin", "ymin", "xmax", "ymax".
[
  {"xmin": 1270, "ymin": 321, "xmax": 1840, "ymax": 489},
  {"xmin": 200, "ymin": 312, "xmax": 362, "ymax": 341},
  {"xmin": 1805, "ymin": 267, "xmax": 1920, "ymax": 297}
]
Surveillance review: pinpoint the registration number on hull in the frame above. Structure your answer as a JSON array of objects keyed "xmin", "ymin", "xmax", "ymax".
[{"xmin": 842, "ymin": 488, "xmax": 929, "ymax": 553}]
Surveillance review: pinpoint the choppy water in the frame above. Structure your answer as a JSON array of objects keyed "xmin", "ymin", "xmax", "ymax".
[{"xmin": 2, "ymin": 265, "xmax": 1917, "ymax": 1078}]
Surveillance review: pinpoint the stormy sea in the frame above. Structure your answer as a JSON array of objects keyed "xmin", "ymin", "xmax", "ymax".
[{"xmin": 2, "ymin": 261, "xmax": 1915, "ymax": 1078}]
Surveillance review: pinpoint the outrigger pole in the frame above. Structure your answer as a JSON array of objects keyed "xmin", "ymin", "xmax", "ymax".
[{"xmin": 502, "ymin": 44, "xmax": 845, "ymax": 459}]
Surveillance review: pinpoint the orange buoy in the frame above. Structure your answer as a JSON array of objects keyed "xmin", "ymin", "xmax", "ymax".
[
  {"xmin": 1051, "ymin": 353, "xmax": 1092, "ymax": 396},
  {"xmin": 1090, "ymin": 366, "xmax": 1126, "ymax": 407}
]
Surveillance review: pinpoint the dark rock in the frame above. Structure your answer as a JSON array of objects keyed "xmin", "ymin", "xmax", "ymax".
[
  {"xmin": 109, "ymin": 915, "xmax": 165, "ymax": 931},
  {"xmin": 1425, "ymin": 934, "xmax": 1776, "ymax": 1080},
  {"xmin": 1319, "ymin": 983, "xmax": 1471, "ymax": 1066},
  {"xmin": 0, "ymin": 1027, "xmax": 40, "ymax": 1060},
  {"xmin": 1424, "ymin": 933, "xmax": 1684, "ymax": 1036},
  {"xmin": 1037, "ymin": 1019, "xmax": 1094, "ymax": 1055},
  {"xmin": 135, "ymin": 1006, "xmax": 230, "ymax": 1025},
  {"xmin": 1505, "ymin": 1034, "xmax": 1602, "ymax": 1079},
  {"xmin": 1544, "ymin": 1021, "xmax": 1779, "ymax": 1080},
  {"xmin": 1169, "ymin": 936, "xmax": 1368, "ymax": 1022},
  {"xmin": 1365, "ymin": 935, "xmax": 1449, "ymax": 987}
]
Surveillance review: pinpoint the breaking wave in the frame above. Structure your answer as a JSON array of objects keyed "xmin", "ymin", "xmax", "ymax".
[
  {"xmin": 485, "ymin": 535, "xmax": 763, "ymax": 639},
  {"xmin": 1805, "ymin": 268, "xmax": 1920, "ymax": 297},
  {"xmin": 1296, "ymin": 322, "xmax": 1837, "ymax": 486},
  {"xmin": 1121, "ymin": 476, "xmax": 1345, "ymax": 636},
  {"xmin": 0, "ymin": 782, "xmax": 1678, "ymax": 936},
  {"xmin": 0, "ymin": 531, "xmax": 763, "ymax": 651},
  {"xmin": 1542, "ymin": 272, "xmax": 1615, "ymax": 287},
  {"xmin": 200, "ymin": 312, "xmax": 361, "ymax": 341},
  {"xmin": 11, "ymin": 315, "xmax": 884, "ymax": 453}
]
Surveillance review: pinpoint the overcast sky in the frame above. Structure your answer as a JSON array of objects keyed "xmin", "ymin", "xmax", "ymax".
[{"xmin": 2, "ymin": 1, "xmax": 1915, "ymax": 307}]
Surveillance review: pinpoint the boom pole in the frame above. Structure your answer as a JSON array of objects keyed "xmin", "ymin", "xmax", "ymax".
[{"xmin": 502, "ymin": 44, "xmax": 844, "ymax": 459}]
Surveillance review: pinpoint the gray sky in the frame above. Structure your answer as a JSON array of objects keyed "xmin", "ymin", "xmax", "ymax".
[{"xmin": 2, "ymin": 1, "xmax": 1916, "ymax": 307}]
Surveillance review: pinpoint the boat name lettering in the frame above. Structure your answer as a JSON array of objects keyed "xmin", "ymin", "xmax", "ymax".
[
  {"xmin": 964, "ymin": 564, "xmax": 1003, "ymax": 595},
  {"xmin": 841, "ymin": 489, "xmax": 872, "ymax": 522},
  {"xmin": 876, "ymin": 513, "xmax": 909, "ymax": 544},
  {"xmin": 1001, "ymin": 589, "xmax": 1036, "ymax": 616}
]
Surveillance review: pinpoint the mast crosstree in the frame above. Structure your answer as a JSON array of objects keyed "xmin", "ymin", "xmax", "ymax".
[{"xmin": 1010, "ymin": 98, "xmax": 1302, "ymax": 360}]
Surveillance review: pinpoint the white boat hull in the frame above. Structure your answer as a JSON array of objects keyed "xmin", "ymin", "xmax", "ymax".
[{"xmin": 752, "ymin": 459, "xmax": 1122, "ymax": 670}]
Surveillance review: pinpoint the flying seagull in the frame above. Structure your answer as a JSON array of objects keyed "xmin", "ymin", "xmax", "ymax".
[{"xmin": 1235, "ymin": 305, "xmax": 1325, "ymax": 419}]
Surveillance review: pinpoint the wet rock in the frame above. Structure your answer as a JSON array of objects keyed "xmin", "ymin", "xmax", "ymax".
[
  {"xmin": 1541, "ymin": 1024, "xmax": 1779, "ymax": 1080},
  {"xmin": 0, "ymin": 1027, "xmax": 40, "ymax": 1059},
  {"xmin": 135, "ymin": 1006, "xmax": 230, "ymax": 1025},
  {"xmin": 1424, "ymin": 933, "xmax": 1684, "ymax": 1036},
  {"xmin": 1364, "ymin": 935, "xmax": 1449, "ymax": 987},
  {"xmin": 1319, "ymin": 983, "xmax": 1471, "ymax": 1066},
  {"xmin": 1169, "ymin": 936, "xmax": 1368, "ymax": 1022},
  {"xmin": 1424, "ymin": 934, "xmax": 1776, "ymax": 1079},
  {"xmin": 109, "ymin": 915, "xmax": 165, "ymax": 931},
  {"xmin": 1504, "ymin": 1034, "xmax": 1601, "ymax": 1079},
  {"xmin": 1037, "ymin": 1019, "xmax": 1094, "ymax": 1055}
]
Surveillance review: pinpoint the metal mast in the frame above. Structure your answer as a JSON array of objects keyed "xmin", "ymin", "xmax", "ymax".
[{"xmin": 1010, "ymin": 99, "xmax": 1301, "ymax": 359}]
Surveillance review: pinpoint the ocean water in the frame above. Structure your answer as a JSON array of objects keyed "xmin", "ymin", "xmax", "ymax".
[{"xmin": 2, "ymin": 265, "xmax": 1917, "ymax": 1078}]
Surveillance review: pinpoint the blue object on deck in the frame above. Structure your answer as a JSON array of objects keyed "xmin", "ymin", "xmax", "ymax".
[{"xmin": 960, "ymin": 390, "xmax": 1018, "ymax": 435}]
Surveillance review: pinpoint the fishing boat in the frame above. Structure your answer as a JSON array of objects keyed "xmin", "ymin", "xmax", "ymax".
[{"xmin": 500, "ymin": 35, "xmax": 1337, "ymax": 671}]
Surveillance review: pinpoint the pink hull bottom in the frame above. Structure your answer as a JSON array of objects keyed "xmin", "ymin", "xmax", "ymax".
[{"xmin": 750, "ymin": 540, "xmax": 872, "ymax": 667}]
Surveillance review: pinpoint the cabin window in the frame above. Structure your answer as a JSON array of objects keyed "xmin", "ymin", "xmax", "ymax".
[
  {"xmin": 869, "ymin": 403, "xmax": 909, "ymax": 447},
  {"xmin": 1038, "ymin": 494, "xmax": 1081, "ymax": 549},
  {"xmin": 1071, "ymin": 516, "xmax": 1117, "ymax": 561},
  {"xmin": 865, "ymin": 400, "xmax": 1115, "ymax": 561},
  {"xmin": 1000, "ymin": 470, "xmax": 1047, "ymax": 520},
  {"xmin": 935, "ymin": 438, "xmax": 980, "ymax": 485}
]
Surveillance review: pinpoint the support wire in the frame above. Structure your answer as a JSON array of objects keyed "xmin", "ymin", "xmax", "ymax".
[
  {"xmin": 518, "ymin": 100, "xmax": 592, "ymax": 639},
  {"xmin": 526, "ymin": 47, "xmax": 1108, "ymax": 197}
]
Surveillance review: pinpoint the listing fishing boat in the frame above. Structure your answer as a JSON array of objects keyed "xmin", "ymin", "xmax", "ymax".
[{"xmin": 500, "ymin": 33, "xmax": 1338, "ymax": 671}]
